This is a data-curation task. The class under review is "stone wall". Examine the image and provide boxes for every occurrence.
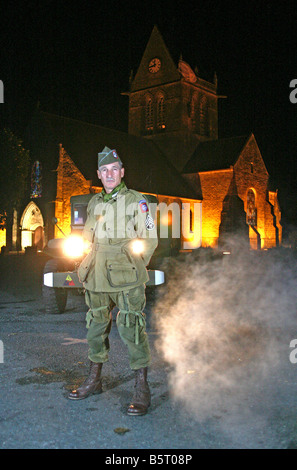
[197,135,282,249]
[199,169,234,247]
[55,144,92,237]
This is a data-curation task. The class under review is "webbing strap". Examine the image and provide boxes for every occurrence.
[86,306,109,328]
[120,310,145,345]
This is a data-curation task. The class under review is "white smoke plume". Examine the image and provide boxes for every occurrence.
[153,238,297,421]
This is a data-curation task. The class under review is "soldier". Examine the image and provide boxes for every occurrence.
[68,146,158,416]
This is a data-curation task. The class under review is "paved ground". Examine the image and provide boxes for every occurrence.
[0,251,297,451]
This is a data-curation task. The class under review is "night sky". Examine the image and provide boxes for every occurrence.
[1,0,296,227]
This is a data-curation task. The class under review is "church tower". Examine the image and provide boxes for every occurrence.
[127,26,219,171]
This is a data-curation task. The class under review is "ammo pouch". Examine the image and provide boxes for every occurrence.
[106,252,138,288]
[77,220,98,283]
[77,249,95,283]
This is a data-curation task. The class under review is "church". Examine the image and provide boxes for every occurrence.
[8,26,281,253]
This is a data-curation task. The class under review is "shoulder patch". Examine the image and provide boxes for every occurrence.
[139,199,149,213]
[145,214,155,230]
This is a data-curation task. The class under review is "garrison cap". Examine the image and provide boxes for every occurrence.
[98,146,122,168]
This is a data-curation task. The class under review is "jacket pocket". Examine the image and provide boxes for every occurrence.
[77,250,95,283]
[106,256,138,288]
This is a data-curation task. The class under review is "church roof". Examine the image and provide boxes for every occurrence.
[183,135,250,173]
[37,111,201,200]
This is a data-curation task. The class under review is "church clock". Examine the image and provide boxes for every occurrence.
[148,57,161,73]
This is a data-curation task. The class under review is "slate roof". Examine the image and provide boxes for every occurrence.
[38,111,201,200]
[183,135,250,173]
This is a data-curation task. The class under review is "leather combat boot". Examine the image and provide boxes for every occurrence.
[68,361,103,400]
[127,367,151,416]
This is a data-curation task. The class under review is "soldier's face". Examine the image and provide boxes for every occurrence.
[97,162,124,193]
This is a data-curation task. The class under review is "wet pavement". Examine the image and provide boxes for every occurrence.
[0,252,297,451]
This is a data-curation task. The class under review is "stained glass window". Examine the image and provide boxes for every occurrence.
[30,160,42,198]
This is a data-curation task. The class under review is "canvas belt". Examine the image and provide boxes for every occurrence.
[95,243,122,253]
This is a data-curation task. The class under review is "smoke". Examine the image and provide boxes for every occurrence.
[153,239,297,421]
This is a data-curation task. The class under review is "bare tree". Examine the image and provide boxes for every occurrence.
[0,129,30,250]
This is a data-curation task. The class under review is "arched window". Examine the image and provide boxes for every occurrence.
[246,189,257,226]
[190,208,194,233]
[190,94,196,128]
[157,95,165,129]
[199,96,207,136]
[145,96,153,131]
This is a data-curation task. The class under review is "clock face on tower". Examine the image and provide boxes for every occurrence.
[148,57,161,73]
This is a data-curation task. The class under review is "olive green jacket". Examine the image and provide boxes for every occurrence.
[78,184,158,292]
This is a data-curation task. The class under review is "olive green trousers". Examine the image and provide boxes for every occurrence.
[85,285,151,370]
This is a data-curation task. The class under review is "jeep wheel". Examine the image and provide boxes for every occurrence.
[42,259,68,314]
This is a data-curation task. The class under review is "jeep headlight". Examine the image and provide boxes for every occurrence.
[63,235,86,258]
[131,239,144,255]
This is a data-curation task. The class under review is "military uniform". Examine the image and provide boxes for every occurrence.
[78,181,158,370]
[69,146,157,415]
